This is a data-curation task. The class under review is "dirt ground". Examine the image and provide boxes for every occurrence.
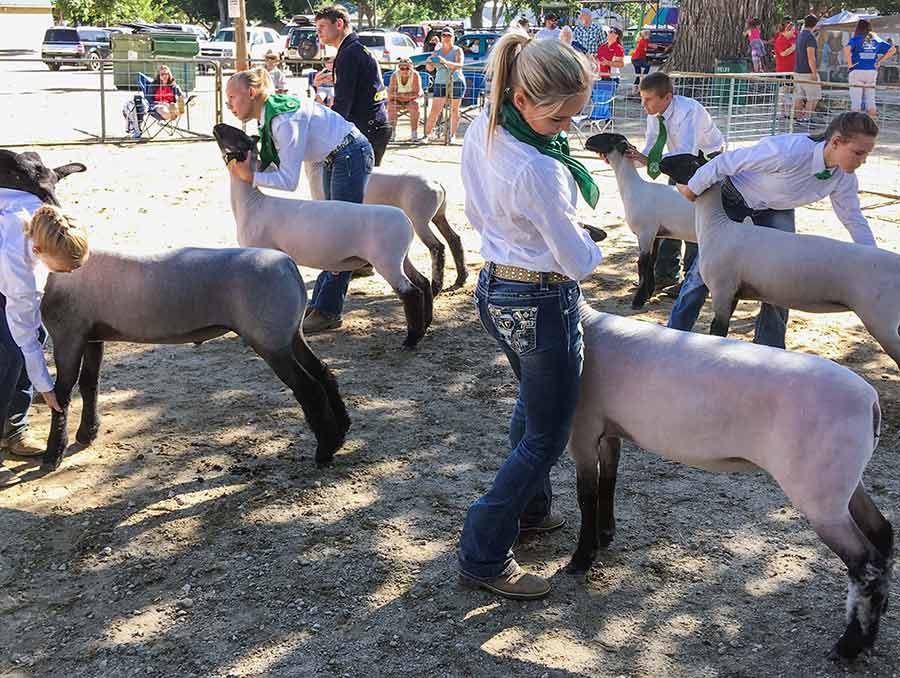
[1,137,900,678]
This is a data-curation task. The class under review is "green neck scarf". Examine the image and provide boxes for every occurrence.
[259,94,301,171]
[499,100,599,209]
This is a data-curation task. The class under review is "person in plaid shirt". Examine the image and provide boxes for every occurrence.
[572,8,604,59]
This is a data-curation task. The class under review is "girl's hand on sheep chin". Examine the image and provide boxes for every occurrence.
[676,184,698,202]
[228,156,254,183]
[624,146,647,166]
[41,390,62,412]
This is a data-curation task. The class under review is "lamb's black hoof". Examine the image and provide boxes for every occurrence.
[829,624,867,662]
[75,422,101,446]
[41,447,66,471]
[598,529,615,547]
[431,281,443,298]
[565,555,593,576]
[401,332,424,349]
[314,429,344,467]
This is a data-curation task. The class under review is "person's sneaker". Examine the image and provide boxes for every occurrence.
[1,431,44,457]
[303,310,343,334]
[411,133,419,142]
[352,263,375,278]
[662,281,683,299]
[519,512,566,534]
[459,563,551,600]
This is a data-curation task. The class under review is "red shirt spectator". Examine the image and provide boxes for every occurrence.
[632,36,648,61]
[773,27,797,72]
[596,41,625,78]
[154,84,175,105]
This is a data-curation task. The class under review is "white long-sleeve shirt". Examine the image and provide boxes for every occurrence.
[641,95,724,159]
[687,134,876,246]
[461,110,602,281]
[253,98,355,192]
[0,188,53,393]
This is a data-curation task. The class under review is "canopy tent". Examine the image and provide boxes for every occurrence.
[817,11,900,34]
[641,5,678,27]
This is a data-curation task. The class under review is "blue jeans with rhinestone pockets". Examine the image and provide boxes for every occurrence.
[458,264,584,579]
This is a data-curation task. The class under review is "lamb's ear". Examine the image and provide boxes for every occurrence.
[54,163,87,180]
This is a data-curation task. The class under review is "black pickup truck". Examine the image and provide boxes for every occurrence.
[41,26,117,71]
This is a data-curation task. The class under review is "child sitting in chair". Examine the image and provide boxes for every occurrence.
[149,65,184,120]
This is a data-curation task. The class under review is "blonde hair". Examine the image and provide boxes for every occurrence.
[25,205,89,264]
[229,67,273,98]
[486,31,592,142]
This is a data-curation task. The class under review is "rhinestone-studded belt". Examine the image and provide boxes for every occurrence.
[491,263,572,284]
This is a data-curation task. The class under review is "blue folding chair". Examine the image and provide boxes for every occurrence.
[571,79,617,145]
[382,70,394,88]
[133,72,194,139]
[460,71,486,123]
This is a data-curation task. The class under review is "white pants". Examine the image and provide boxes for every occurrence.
[849,69,877,113]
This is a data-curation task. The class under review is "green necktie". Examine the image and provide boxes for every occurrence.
[647,115,667,179]
[815,168,834,180]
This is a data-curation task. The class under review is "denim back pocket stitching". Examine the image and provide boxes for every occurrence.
[488,304,538,355]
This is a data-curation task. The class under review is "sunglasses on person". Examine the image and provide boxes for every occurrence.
[399,65,411,70]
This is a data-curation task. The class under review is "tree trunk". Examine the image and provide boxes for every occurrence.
[470,0,485,29]
[668,0,773,72]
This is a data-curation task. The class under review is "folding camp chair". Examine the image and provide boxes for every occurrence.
[132,72,196,140]
[571,79,617,145]
[460,71,487,124]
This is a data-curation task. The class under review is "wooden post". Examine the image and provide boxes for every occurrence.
[234,0,249,71]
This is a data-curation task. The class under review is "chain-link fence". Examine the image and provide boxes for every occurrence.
[0,57,224,146]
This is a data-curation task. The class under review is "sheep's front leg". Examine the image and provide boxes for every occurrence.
[43,339,86,470]
[76,341,104,446]
[567,450,601,575]
[596,436,622,547]
[709,293,738,338]
[632,235,660,310]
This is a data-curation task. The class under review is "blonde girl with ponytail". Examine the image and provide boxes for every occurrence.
[224,65,375,333]
[0,196,89,456]
[457,32,603,600]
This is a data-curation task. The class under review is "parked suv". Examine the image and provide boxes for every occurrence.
[357,31,417,63]
[199,26,284,71]
[41,26,115,71]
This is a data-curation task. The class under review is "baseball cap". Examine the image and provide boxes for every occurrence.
[440,27,453,35]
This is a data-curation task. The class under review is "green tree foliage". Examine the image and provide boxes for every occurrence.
[56,0,180,24]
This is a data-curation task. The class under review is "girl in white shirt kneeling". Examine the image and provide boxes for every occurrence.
[0,199,89,457]
[457,32,603,600]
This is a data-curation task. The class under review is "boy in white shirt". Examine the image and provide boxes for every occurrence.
[625,72,724,296]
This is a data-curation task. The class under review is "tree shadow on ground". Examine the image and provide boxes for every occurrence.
[0,266,897,677]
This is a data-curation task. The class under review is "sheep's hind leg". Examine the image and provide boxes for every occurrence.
[292,333,350,436]
[432,210,467,292]
[258,346,344,466]
[43,339,86,470]
[849,482,895,612]
[413,218,446,298]
[75,342,104,446]
[810,509,892,661]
